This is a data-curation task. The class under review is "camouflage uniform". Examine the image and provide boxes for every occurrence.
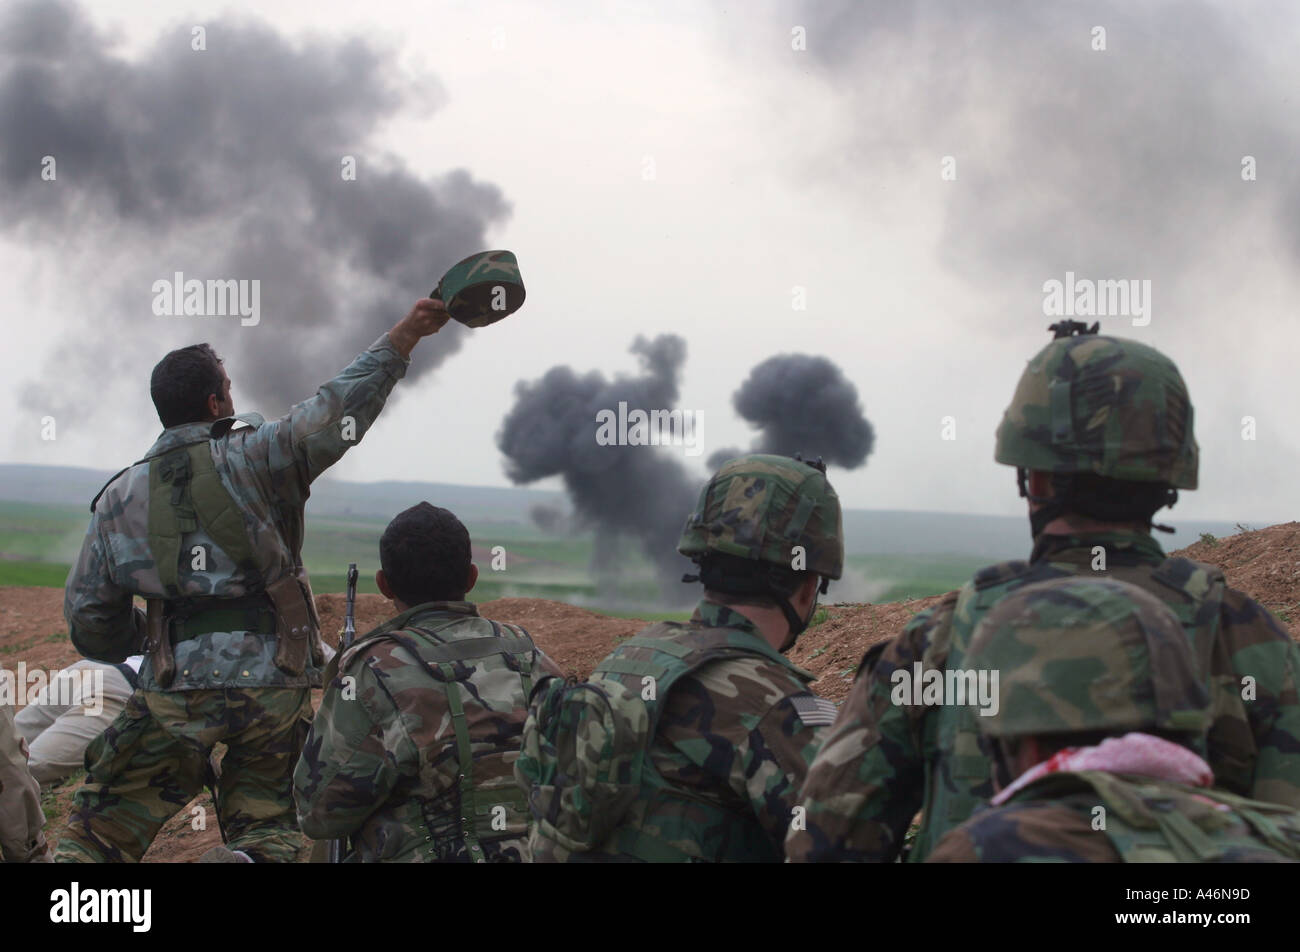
[57,333,409,863]
[294,601,563,862]
[0,702,51,862]
[926,577,1300,863]
[787,332,1300,863]
[520,455,843,862]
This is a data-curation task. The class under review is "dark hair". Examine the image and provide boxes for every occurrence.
[698,552,814,607]
[379,502,473,605]
[1051,472,1178,525]
[151,344,224,427]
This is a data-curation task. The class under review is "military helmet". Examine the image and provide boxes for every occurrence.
[994,334,1198,488]
[966,576,1210,740]
[677,454,843,579]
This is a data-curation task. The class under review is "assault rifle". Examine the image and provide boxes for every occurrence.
[326,562,359,864]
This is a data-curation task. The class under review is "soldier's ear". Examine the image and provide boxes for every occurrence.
[464,563,479,596]
[375,570,395,601]
[1026,470,1053,498]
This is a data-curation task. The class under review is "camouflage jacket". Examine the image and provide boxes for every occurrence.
[294,601,564,863]
[786,530,1300,863]
[64,333,409,691]
[531,600,837,863]
[927,770,1300,863]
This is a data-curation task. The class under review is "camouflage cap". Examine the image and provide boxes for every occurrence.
[677,454,843,579]
[994,334,1198,488]
[967,576,1210,739]
[432,250,525,328]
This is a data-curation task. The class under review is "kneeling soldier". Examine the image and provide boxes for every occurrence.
[294,502,563,862]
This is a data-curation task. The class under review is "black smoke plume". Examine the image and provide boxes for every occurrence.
[1,0,508,420]
[707,354,874,470]
[497,335,698,603]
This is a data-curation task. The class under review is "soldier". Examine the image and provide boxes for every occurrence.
[1,702,51,862]
[787,323,1300,863]
[294,502,563,862]
[16,657,140,787]
[519,454,844,862]
[56,298,450,863]
[928,577,1300,863]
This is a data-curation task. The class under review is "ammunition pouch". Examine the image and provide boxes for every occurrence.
[268,574,324,676]
[146,599,176,689]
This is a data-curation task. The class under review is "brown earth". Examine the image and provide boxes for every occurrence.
[5,521,1298,861]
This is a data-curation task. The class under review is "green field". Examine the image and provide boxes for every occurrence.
[0,500,984,615]
[846,552,987,603]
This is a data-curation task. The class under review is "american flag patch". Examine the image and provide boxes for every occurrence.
[790,694,838,727]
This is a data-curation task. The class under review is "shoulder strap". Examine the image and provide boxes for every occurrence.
[113,662,140,690]
[90,464,136,513]
[379,624,538,862]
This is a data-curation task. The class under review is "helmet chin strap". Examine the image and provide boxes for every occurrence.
[772,576,829,653]
[1017,468,1178,538]
[1017,468,1069,541]
[688,556,824,653]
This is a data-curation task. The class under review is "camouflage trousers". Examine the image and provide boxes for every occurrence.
[54,687,313,863]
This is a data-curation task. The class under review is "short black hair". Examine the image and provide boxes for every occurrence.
[379,502,473,605]
[1050,472,1177,525]
[151,344,224,428]
[697,552,814,607]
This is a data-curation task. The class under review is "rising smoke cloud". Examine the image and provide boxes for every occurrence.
[501,339,875,602]
[497,335,699,603]
[740,0,1300,331]
[707,354,874,470]
[0,0,508,421]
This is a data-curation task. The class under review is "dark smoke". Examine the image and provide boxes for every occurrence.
[501,342,875,603]
[497,335,697,603]
[728,354,874,468]
[741,1,1300,330]
[1,0,508,420]
[529,503,568,534]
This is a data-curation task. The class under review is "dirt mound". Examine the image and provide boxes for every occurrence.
[1172,522,1300,639]
[788,595,950,702]
[313,593,644,677]
[7,519,1299,861]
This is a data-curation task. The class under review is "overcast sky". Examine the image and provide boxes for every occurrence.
[2,0,1296,526]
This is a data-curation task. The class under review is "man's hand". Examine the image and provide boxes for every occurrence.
[388,298,450,358]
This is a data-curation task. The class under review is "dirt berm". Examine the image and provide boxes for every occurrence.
[5,522,1297,860]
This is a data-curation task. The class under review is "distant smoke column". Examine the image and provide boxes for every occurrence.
[731,354,875,468]
[529,503,566,533]
[496,336,698,603]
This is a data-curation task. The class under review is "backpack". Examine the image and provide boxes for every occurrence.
[516,625,808,862]
[1025,771,1300,863]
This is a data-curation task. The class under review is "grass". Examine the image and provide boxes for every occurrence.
[0,636,39,656]
[0,495,1005,618]
[846,552,986,603]
[0,561,71,587]
[1199,532,1219,546]
[41,769,85,824]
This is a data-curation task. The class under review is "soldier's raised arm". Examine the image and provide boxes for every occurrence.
[236,298,450,504]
